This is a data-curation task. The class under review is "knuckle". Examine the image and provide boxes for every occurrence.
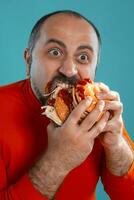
[117,120,123,129]
[120,102,123,108]
[118,102,123,111]
[97,101,105,111]
[99,82,105,87]
[47,124,52,132]
[80,98,92,108]
[96,124,104,133]
[113,91,120,100]
[99,82,109,90]
[69,112,77,123]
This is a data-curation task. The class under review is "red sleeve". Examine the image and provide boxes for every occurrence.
[0,159,49,200]
[101,127,134,200]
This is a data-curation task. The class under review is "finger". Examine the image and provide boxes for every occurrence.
[103,116,123,133]
[104,101,123,117]
[66,97,92,125]
[47,122,55,132]
[88,111,110,139]
[81,100,105,131]
[94,82,110,92]
[96,91,120,101]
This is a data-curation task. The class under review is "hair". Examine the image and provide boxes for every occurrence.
[28,10,101,58]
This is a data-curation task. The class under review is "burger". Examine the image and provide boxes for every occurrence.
[42,78,101,126]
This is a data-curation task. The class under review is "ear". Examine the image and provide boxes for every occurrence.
[24,48,32,78]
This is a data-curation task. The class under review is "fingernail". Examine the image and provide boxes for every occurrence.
[98,100,105,105]
[98,99,105,104]
[97,93,105,99]
[85,97,92,105]
[105,111,110,119]
[97,101,104,113]
[86,96,92,102]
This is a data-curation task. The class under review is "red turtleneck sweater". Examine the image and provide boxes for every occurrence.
[0,79,134,200]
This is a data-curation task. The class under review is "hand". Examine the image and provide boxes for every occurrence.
[29,91,109,199]
[46,97,109,172]
[95,82,123,148]
[95,82,134,176]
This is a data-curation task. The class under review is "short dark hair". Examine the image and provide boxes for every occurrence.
[28,10,101,56]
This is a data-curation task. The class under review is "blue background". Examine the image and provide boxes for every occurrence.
[0,0,134,199]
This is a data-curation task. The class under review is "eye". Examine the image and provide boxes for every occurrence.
[48,48,62,57]
[77,54,89,64]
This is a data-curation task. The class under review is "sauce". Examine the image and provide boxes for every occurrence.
[77,78,92,86]
[48,98,55,106]
[76,87,85,100]
[76,78,93,100]
[44,81,52,93]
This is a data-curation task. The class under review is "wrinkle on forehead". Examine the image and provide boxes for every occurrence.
[39,14,99,52]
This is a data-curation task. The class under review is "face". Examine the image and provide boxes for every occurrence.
[24,14,99,103]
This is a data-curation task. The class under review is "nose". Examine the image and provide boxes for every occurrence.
[59,57,78,77]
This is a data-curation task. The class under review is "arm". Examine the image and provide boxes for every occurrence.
[28,98,110,200]
[96,83,134,199]
[28,151,69,200]
[0,157,48,200]
[103,132,134,176]
[101,127,134,200]
[1,97,108,200]
[1,96,109,200]
[97,87,134,176]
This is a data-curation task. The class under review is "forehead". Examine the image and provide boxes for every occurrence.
[38,14,99,51]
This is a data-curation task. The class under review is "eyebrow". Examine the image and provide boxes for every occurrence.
[45,38,94,53]
[45,38,66,49]
[77,45,94,53]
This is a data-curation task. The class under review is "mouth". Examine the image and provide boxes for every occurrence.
[45,74,78,94]
[52,77,76,88]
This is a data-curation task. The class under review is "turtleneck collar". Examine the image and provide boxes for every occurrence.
[24,78,45,116]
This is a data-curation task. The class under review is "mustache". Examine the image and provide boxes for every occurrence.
[51,74,78,90]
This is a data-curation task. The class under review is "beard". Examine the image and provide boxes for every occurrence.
[30,73,78,106]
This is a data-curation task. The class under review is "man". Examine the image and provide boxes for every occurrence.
[0,10,134,200]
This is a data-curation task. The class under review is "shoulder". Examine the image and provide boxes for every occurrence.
[0,79,26,93]
[0,79,27,141]
[0,79,28,118]
[0,79,27,102]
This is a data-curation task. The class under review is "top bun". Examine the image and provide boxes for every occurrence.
[73,78,100,111]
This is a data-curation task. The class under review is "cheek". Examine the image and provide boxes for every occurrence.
[30,58,60,93]
[30,65,46,93]
[78,66,96,81]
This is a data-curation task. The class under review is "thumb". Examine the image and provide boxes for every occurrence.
[47,122,55,133]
